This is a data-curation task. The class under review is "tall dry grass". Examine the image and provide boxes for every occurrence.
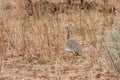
[0,0,119,79]
[97,10,120,75]
[0,0,115,62]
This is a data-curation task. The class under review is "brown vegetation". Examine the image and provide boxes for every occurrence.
[0,0,120,80]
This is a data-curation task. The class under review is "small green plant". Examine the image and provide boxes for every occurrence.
[97,28,120,74]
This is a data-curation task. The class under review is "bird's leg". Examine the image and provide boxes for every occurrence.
[71,52,77,64]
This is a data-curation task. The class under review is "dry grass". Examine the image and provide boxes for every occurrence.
[0,0,120,80]
[96,10,120,75]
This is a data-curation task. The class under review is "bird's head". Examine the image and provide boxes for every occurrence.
[64,25,70,31]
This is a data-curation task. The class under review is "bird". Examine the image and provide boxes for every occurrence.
[64,25,82,56]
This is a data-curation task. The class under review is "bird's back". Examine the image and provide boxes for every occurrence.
[64,39,82,56]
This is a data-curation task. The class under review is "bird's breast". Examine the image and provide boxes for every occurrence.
[64,46,72,52]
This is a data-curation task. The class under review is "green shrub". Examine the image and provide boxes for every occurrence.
[97,28,120,74]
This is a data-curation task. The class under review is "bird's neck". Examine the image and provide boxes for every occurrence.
[67,30,70,39]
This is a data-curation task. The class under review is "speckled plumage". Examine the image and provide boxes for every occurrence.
[64,26,82,56]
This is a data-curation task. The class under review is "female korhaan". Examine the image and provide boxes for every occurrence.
[64,26,82,56]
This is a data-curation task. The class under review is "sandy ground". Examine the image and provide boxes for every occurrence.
[1,46,119,80]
